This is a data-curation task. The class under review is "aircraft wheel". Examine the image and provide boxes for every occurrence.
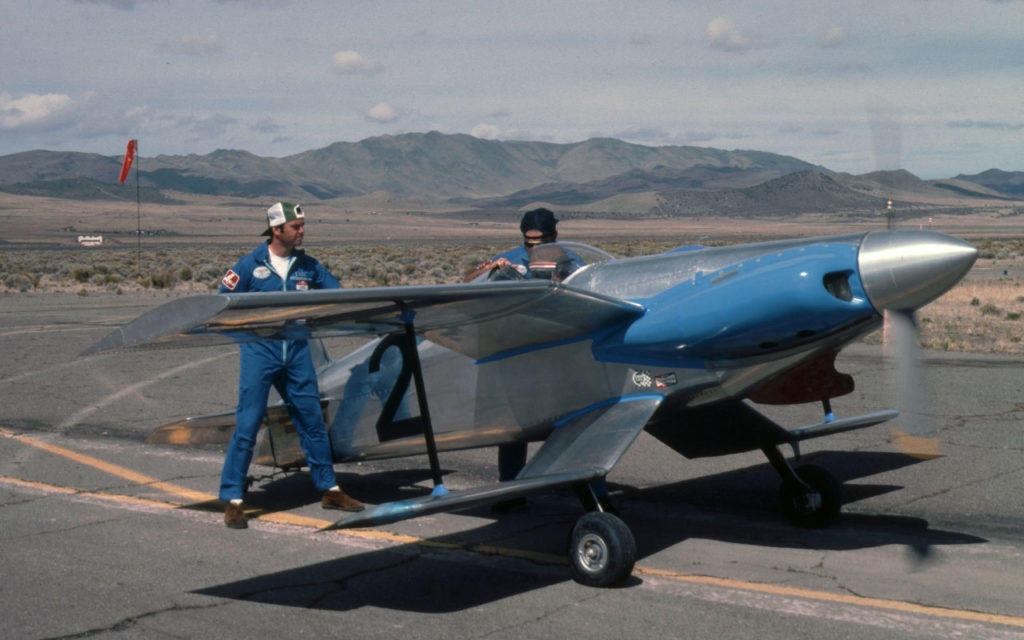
[568,512,636,587]
[779,464,841,529]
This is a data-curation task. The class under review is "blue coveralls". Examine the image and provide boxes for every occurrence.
[218,242,340,501]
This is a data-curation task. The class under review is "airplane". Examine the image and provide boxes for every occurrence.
[88,228,977,587]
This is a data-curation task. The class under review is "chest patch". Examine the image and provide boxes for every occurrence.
[295,280,309,291]
[253,266,271,279]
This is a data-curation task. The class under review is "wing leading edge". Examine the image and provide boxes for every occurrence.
[85,280,645,360]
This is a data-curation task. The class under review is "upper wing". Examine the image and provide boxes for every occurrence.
[85,280,645,361]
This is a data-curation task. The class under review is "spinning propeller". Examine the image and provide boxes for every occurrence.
[858,230,977,458]
[861,100,969,457]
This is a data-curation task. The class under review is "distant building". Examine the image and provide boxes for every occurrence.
[78,235,102,246]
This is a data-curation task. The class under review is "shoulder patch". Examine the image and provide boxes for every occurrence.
[222,269,240,290]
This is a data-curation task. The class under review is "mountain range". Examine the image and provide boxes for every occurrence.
[0,132,1020,215]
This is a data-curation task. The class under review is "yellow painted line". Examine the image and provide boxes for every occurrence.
[0,426,213,503]
[4,426,1024,630]
[0,476,183,511]
[634,565,1024,629]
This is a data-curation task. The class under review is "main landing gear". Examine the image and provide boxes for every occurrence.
[763,444,842,528]
[562,443,844,587]
[567,481,636,587]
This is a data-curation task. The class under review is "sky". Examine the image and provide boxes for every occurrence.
[2,0,1022,179]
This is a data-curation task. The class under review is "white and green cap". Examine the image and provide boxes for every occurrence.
[262,202,304,236]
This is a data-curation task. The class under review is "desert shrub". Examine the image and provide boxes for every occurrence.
[5,273,33,291]
[970,297,980,306]
[149,270,178,289]
[179,266,193,281]
[200,267,223,281]
[1007,312,1021,321]
[70,265,92,282]
[979,303,1001,316]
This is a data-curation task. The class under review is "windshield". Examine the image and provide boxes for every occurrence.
[482,241,614,283]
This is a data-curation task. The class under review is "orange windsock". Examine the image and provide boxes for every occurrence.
[118,139,137,183]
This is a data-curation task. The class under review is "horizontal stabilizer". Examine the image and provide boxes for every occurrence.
[328,395,663,530]
[85,280,644,361]
[519,395,663,479]
[325,471,598,530]
[146,411,236,445]
[783,409,899,443]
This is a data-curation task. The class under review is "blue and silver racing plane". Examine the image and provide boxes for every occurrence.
[90,229,977,586]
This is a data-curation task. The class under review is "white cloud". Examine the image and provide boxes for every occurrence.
[156,34,224,56]
[0,92,76,131]
[366,103,398,123]
[470,124,502,139]
[706,17,776,53]
[331,50,382,75]
[816,27,846,49]
[468,124,541,141]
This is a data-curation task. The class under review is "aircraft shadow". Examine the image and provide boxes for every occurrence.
[195,449,986,613]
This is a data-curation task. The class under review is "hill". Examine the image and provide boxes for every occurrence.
[651,170,886,217]
[0,134,1018,217]
[955,169,1024,197]
[0,132,823,202]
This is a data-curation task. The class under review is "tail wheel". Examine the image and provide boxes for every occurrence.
[568,512,636,587]
[779,464,841,528]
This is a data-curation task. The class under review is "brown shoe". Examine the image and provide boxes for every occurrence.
[322,489,364,512]
[224,501,247,529]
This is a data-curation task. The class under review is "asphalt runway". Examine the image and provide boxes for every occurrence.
[1,292,1022,639]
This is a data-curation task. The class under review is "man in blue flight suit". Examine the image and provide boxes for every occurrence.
[218,202,363,529]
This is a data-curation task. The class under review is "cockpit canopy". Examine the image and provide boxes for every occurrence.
[485,242,614,283]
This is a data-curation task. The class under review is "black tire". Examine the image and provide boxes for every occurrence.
[779,464,841,529]
[567,512,636,587]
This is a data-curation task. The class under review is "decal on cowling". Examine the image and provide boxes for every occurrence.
[632,370,653,389]
[654,372,677,389]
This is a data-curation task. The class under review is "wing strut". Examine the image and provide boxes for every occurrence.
[400,307,448,496]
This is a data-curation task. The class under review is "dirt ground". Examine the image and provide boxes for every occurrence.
[2,191,1022,354]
